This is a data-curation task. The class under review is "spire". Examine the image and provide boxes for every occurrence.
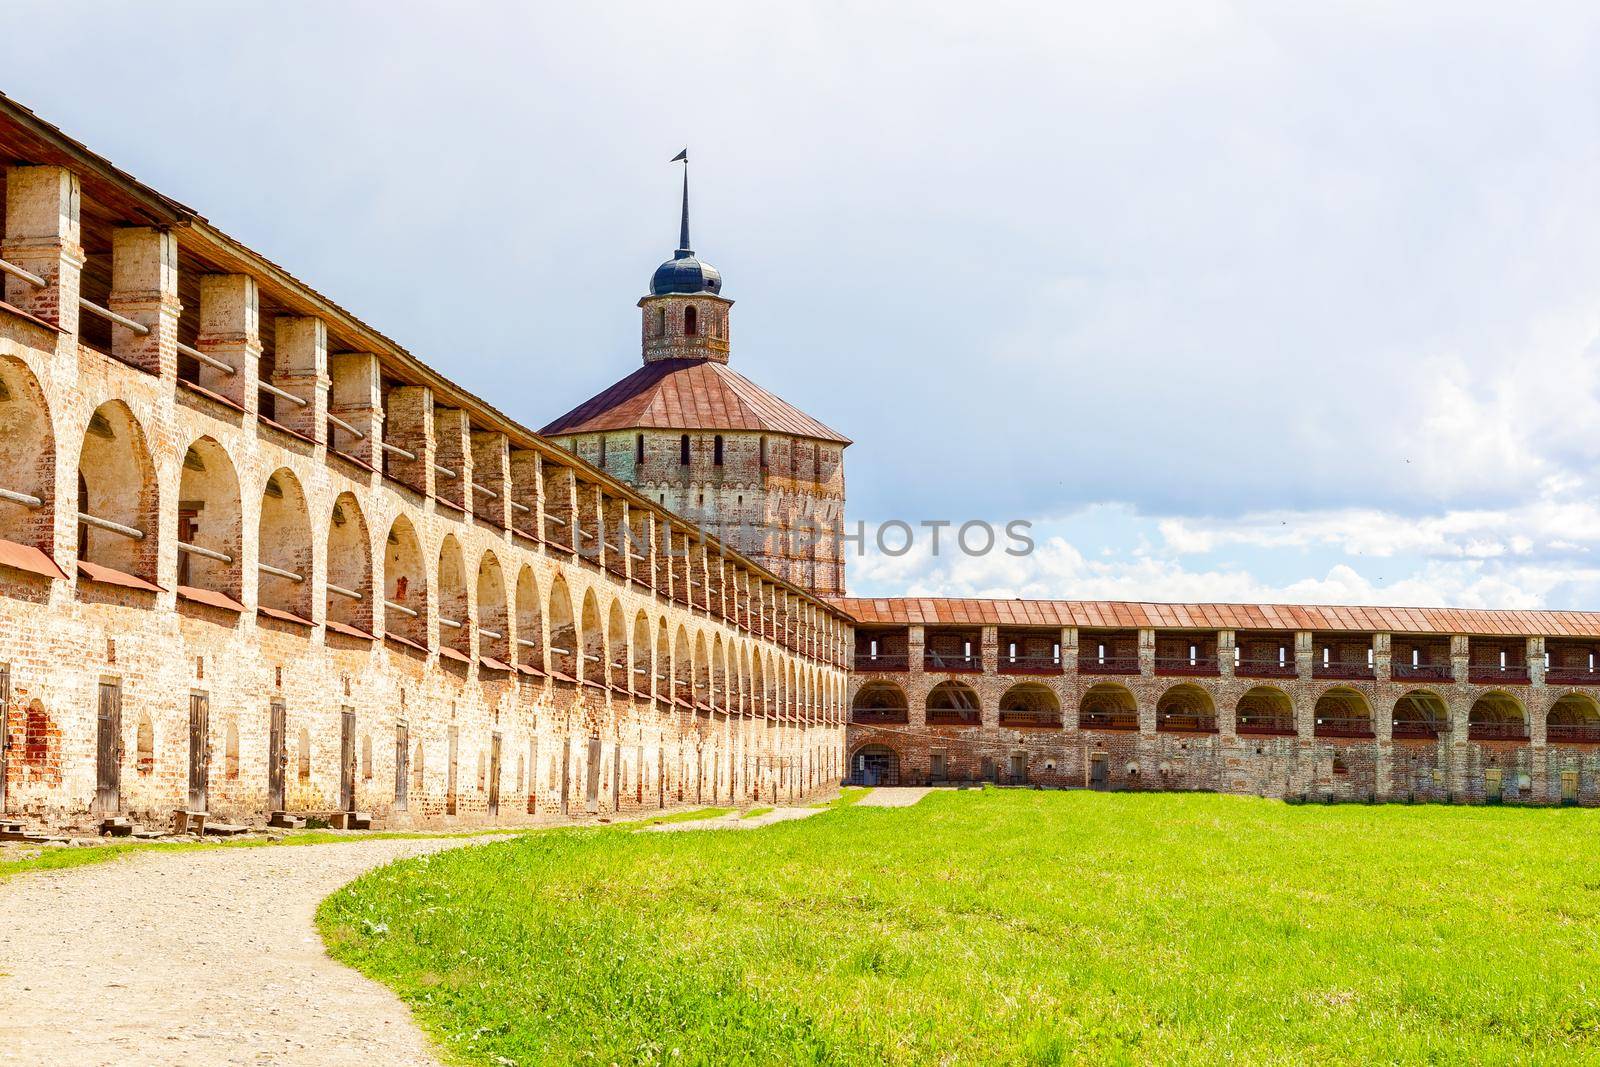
[672,148,691,254]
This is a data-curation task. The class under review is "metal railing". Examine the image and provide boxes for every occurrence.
[997,653,1062,674]
[1078,655,1140,675]
[1468,665,1530,685]
[1078,711,1138,730]
[1235,659,1296,678]
[1314,716,1375,738]
[1236,717,1297,736]
[1154,655,1220,676]
[1467,720,1529,741]
[923,651,981,672]
[1157,713,1218,733]
[853,652,909,672]
[1392,661,1453,681]
[1311,660,1375,680]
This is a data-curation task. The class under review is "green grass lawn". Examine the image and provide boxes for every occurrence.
[318,790,1600,1065]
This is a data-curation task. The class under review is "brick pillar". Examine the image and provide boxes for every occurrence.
[384,385,434,496]
[328,352,383,469]
[508,448,541,539]
[1527,636,1547,799]
[433,407,471,512]
[2,166,83,336]
[109,228,180,383]
[272,316,328,442]
[197,274,260,413]
[471,430,510,528]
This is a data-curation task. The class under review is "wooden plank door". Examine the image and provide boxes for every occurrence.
[95,680,122,814]
[267,701,286,812]
[446,726,458,815]
[394,722,409,811]
[339,709,356,812]
[585,737,601,814]
[0,663,11,812]
[187,692,209,810]
[487,732,502,816]
[559,738,570,815]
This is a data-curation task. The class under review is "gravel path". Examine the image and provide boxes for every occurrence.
[857,786,934,807]
[640,805,825,832]
[0,835,503,1066]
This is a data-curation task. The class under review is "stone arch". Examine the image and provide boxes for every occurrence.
[579,589,604,685]
[1548,692,1600,744]
[999,682,1060,727]
[412,738,426,790]
[752,650,767,717]
[693,631,711,708]
[382,515,428,647]
[712,635,727,711]
[1469,690,1528,741]
[673,625,693,706]
[436,535,469,657]
[1313,686,1373,738]
[926,679,980,725]
[1393,689,1449,739]
[851,680,908,724]
[547,573,576,680]
[1236,685,1296,736]
[1156,683,1216,733]
[655,618,671,701]
[257,468,312,620]
[175,436,243,601]
[0,356,55,553]
[475,550,509,665]
[1075,681,1139,729]
[514,566,543,673]
[325,492,373,634]
[76,400,159,581]
[607,600,629,690]
[632,611,651,696]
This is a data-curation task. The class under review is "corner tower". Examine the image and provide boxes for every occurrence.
[541,152,850,596]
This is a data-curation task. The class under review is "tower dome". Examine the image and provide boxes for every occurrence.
[650,249,721,296]
[648,148,722,296]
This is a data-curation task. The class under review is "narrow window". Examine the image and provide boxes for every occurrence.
[654,307,666,336]
[1412,648,1419,666]
[685,305,698,335]
[713,435,724,466]
[1366,647,1374,667]
[598,436,607,469]
[1188,643,1197,665]
[1322,646,1330,666]
[680,434,690,466]
[635,433,645,462]
[759,437,768,469]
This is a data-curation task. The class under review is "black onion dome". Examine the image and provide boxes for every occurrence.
[650,249,722,296]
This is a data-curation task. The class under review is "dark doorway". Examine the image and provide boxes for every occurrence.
[339,708,356,812]
[446,725,459,815]
[585,737,602,814]
[95,679,122,814]
[851,745,898,786]
[488,732,502,816]
[560,739,570,816]
[268,701,286,811]
[187,692,209,810]
[394,722,409,811]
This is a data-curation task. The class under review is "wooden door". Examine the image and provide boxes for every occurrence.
[267,701,286,812]
[394,722,409,811]
[559,738,571,815]
[339,709,356,812]
[187,692,208,810]
[95,680,122,814]
[585,737,601,814]
[446,725,459,815]
[487,732,502,816]
[0,663,9,811]
[1090,752,1109,788]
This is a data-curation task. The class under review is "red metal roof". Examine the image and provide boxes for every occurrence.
[829,597,1600,638]
[77,559,161,593]
[0,539,67,581]
[541,359,850,444]
[177,585,245,613]
[324,619,374,641]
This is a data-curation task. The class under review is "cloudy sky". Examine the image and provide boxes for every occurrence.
[12,2,1600,608]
